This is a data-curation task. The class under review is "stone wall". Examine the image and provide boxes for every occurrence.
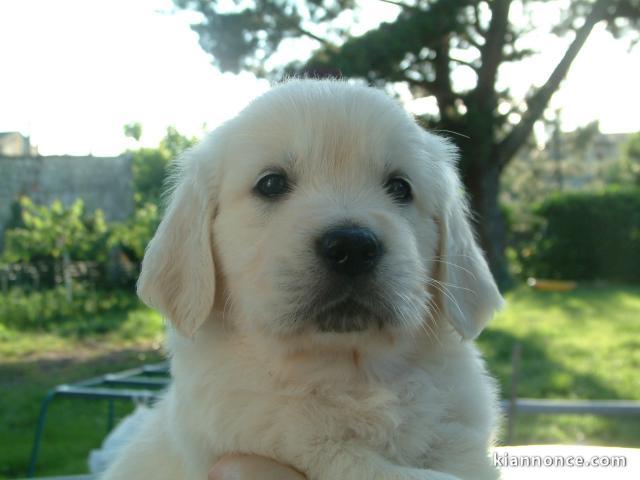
[0,154,134,249]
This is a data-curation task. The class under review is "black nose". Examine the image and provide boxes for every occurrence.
[317,226,383,276]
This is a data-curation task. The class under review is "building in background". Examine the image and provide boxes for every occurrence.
[0,131,38,157]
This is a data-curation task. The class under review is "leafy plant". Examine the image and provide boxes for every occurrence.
[2,198,110,265]
[131,126,198,207]
[0,285,139,333]
[109,202,160,263]
[517,188,640,282]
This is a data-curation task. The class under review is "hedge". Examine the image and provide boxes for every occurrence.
[519,188,640,282]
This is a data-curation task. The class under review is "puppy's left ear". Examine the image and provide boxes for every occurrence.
[430,139,504,340]
[137,133,223,337]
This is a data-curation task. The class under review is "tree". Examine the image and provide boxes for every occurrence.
[124,122,143,142]
[173,0,640,284]
[128,126,199,206]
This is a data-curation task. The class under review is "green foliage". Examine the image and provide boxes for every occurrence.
[0,285,139,334]
[174,0,356,74]
[123,122,143,142]
[1,198,159,289]
[619,131,640,185]
[160,125,198,160]
[131,126,197,206]
[517,188,640,282]
[131,147,171,207]
[109,202,160,262]
[2,198,109,264]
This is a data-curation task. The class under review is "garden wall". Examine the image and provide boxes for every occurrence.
[0,155,134,249]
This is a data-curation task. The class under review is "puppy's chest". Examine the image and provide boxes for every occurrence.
[318,377,447,459]
[212,369,452,466]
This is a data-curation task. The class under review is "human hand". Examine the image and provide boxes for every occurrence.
[209,453,307,480]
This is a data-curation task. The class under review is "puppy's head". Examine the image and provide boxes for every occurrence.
[137,80,503,352]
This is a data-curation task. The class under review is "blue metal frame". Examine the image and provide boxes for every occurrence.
[27,362,170,477]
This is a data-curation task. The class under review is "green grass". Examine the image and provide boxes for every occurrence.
[1,285,639,478]
[0,348,163,479]
[0,292,164,479]
[477,284,640,447]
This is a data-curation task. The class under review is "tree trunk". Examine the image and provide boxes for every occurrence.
[454,0,608,288]
[461,159,509,288]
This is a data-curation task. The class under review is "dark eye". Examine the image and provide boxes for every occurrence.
[255,173,291,199]
[385,177,412,203]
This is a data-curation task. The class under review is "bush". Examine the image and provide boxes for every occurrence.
[1,197,160,289]
[108,202,160,263]
[2,197,110,264]
[518,188,640,282]
[0,285,139,333]
[105,202,160,288]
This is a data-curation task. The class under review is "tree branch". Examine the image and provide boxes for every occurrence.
[376,0,422,13]
[401,73,433,94]
[304,0,475,81]
[291,23,332,47]
[275,6,333,47]
[450,54,480,71]
[475,0,512,100]
[461,27,484,50]
[400,70,457,102]
[433,34,456,118]
[496,0,609,169]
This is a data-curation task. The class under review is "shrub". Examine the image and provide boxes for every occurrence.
[106,202,160,287]
[1,198,111,287]
[108,202,159,263]
[0,285,139,333]
[1,197,160,289]
[518,188,640,282]
[2,197,110,264]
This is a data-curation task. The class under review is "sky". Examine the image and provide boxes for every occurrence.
[0,0,638,156]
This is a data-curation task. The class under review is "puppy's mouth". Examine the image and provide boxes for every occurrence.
[280,269,422,335]
[308,290,391,333]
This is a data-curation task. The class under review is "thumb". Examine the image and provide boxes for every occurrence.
[209,454,306,480]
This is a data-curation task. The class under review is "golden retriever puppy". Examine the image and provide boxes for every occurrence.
[100,79,503,480]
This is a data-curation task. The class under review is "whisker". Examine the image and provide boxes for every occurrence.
[430,278,478,297]
[431,129,471,139]
[429,257,477,280]
[428,280,466,321]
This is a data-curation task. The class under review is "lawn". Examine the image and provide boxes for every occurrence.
[0,291,164,479]
[477,284,640,447]
[0,284,639,478]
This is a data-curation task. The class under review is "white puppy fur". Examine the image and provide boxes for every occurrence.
[101,80,504,480]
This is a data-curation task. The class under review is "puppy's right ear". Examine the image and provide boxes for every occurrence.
[137,134,223,337]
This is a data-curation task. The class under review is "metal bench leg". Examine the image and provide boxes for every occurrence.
[27,390,57,478]
[107,399,115,432]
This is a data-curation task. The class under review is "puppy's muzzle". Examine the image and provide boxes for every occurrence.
[316,226,383,277]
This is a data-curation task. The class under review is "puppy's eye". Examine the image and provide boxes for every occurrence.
[255,173,291,199]
[385,177,412,204]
